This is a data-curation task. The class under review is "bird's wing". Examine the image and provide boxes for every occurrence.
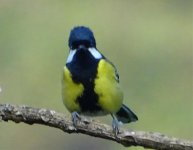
[104,59,120,82]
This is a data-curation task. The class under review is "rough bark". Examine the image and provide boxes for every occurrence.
[0,104,192,150]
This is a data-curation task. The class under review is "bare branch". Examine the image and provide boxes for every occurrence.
[0,104,192,150]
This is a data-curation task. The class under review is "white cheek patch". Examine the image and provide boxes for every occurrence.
[88,48,102,59]
[66,49,76,63]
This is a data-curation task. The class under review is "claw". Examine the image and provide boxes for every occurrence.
[111,114,120,137]
[71,111,81,126]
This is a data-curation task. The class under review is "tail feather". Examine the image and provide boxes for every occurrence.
[115,104,138,123]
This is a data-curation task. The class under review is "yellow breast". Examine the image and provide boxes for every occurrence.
[94,59,123,113]
[62,66,83,112]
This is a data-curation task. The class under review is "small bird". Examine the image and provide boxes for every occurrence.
[62,26,138,135]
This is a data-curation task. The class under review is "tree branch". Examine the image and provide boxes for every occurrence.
[0,104,192,150]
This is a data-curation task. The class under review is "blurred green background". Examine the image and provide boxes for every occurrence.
[0,0,192,150]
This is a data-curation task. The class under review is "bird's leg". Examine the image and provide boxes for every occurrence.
[111,114,120,137]
[71,111,81,126]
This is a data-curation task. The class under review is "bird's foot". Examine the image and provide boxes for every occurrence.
[111,114,120,138]
[71,111,81,127]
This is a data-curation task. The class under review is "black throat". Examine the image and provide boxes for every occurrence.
[66,49,102,113]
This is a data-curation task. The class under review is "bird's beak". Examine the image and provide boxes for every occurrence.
[77,44,87,51]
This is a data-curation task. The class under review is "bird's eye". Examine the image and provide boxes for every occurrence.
[71,42,79,49]
[83,41,90,48]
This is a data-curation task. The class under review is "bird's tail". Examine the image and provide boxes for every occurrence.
[115,104,138,123]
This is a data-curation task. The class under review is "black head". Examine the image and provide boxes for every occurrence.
[68,26,96,49]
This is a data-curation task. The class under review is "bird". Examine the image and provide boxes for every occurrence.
[62,26,138,135]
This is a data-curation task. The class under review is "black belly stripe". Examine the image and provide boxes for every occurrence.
[77,82,101,113]
[66,52,102,113]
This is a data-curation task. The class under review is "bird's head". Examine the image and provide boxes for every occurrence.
[68,26,96,50]
[66,26,102,64]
